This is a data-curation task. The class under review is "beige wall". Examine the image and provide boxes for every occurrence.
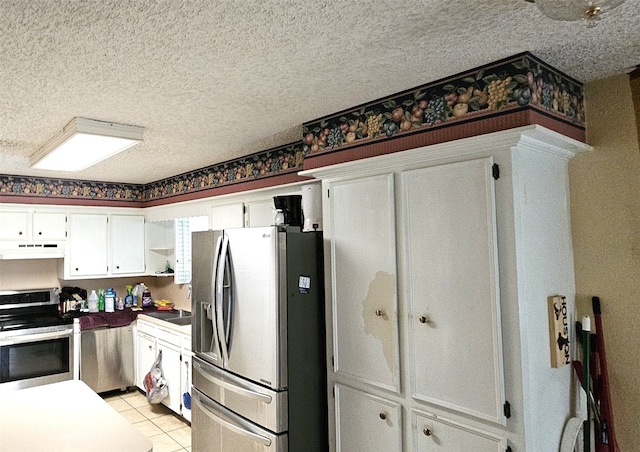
[0,259,191,312]
[569,74,640,449]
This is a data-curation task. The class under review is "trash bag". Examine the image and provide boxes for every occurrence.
[143,349,169,404]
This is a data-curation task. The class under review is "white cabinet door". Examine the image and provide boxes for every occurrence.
[335,384,401,452]
[110,215,145,274]
[136,332,156,391]
[402,158,505,424]
[181,350,193,422]
[68,214,108,277]
[211,203,244,230]
[32,212,66,241]
[329,175,400,392]
[245,199,274,227]
[157,339,182,414]
[0,211,28,240]
[412,410,505,451]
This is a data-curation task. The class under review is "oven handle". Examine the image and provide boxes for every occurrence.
[0,328,73,346]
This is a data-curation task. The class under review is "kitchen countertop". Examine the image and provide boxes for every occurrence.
[137,312,192,335]
[0,380,152,452]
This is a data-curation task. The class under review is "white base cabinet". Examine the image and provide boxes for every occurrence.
[302,125,591,452]
[135,318,192,421]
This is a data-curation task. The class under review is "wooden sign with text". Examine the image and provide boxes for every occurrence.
[548,295,570,368]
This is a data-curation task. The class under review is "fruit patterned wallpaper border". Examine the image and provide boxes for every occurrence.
[0,53,584,206]
[302,52,585,158]
[0,141,304,205]
[142,141,303,201]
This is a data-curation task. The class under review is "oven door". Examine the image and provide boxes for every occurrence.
[0,326,74,392]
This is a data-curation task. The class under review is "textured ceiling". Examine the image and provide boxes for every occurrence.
[0,0,638,184]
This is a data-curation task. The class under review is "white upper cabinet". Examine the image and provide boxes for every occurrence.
[32,212,66,241]
[110,215,145,274]
[245,199,275,227]
[211,203,244,230]
[62,212,145,279]
[0,211,28,240]
[0,210,65,241]
[329,174,400,393]
[402,158,505,424]
[67,214,108,277]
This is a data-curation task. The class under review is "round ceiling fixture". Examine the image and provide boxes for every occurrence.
[526,0,626,26]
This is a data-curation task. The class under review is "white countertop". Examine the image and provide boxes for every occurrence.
[0,380,152,452]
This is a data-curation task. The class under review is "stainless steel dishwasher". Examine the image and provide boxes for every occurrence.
[80,325,134,393]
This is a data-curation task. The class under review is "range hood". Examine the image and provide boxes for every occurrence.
[0,242,65,260]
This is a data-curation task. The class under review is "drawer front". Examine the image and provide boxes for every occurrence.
[156,326,179,345]
[193,388,287,452]
[136,320,156,336]
[193,356,287,433]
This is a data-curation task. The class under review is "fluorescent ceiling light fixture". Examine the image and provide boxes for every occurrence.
[30,117,145,171]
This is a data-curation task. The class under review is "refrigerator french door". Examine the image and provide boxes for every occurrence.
[192,226,327,452]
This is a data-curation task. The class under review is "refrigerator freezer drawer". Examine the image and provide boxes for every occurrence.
[193,388,287,452]
[193,356,287,433]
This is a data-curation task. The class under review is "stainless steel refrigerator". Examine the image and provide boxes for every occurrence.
[191,226,327,452]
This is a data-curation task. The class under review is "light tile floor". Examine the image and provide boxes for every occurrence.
[102,390,191,452]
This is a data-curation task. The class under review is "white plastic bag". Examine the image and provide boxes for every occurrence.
[143,349,169,404]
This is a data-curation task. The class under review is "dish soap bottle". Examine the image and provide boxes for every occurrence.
[105,288,115,313]
[98,288,105,312]
[88,290,99,313]
[125,285,133,308]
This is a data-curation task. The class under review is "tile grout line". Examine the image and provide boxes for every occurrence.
[103,391,191,452]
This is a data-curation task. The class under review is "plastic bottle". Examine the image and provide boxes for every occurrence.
[125,285,133,308]
[142,287,153,307]
[88,290,99,313]
[98,288,105,312]
[105,288,115,313]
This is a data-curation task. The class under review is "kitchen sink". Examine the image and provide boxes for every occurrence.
[143,310,191,325]
[166,316,191,326]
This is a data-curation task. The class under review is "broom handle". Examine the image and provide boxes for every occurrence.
[592,297,619,451]
[582,316,591,452]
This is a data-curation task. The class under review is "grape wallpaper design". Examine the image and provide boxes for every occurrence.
[0,141,303,204]
[0,53,583,205]
[302,52,584,157]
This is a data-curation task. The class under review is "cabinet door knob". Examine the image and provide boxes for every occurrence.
[423,428,432,436]
[379,412,387,420]
[419,315,430,324]
[18,231,23,235]
[38,231,42,235]
[375,309,384,317]
[148,345,153,351]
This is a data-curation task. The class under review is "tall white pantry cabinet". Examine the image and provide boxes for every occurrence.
[301,125,591,452]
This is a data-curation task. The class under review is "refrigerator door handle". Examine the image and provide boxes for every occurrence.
[193,392,272,447]
[193,361,273,404]
[208,235,224,356]
[216,235,230,364]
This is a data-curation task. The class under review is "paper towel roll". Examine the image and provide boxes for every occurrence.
[301,184,322,231]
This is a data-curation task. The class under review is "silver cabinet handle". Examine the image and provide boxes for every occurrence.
[193,393,271,447]
[419,315,431,324]
[193,361,272,404]
[379,412,387,420]
[375,309,384,317]
[423,427,432,436]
